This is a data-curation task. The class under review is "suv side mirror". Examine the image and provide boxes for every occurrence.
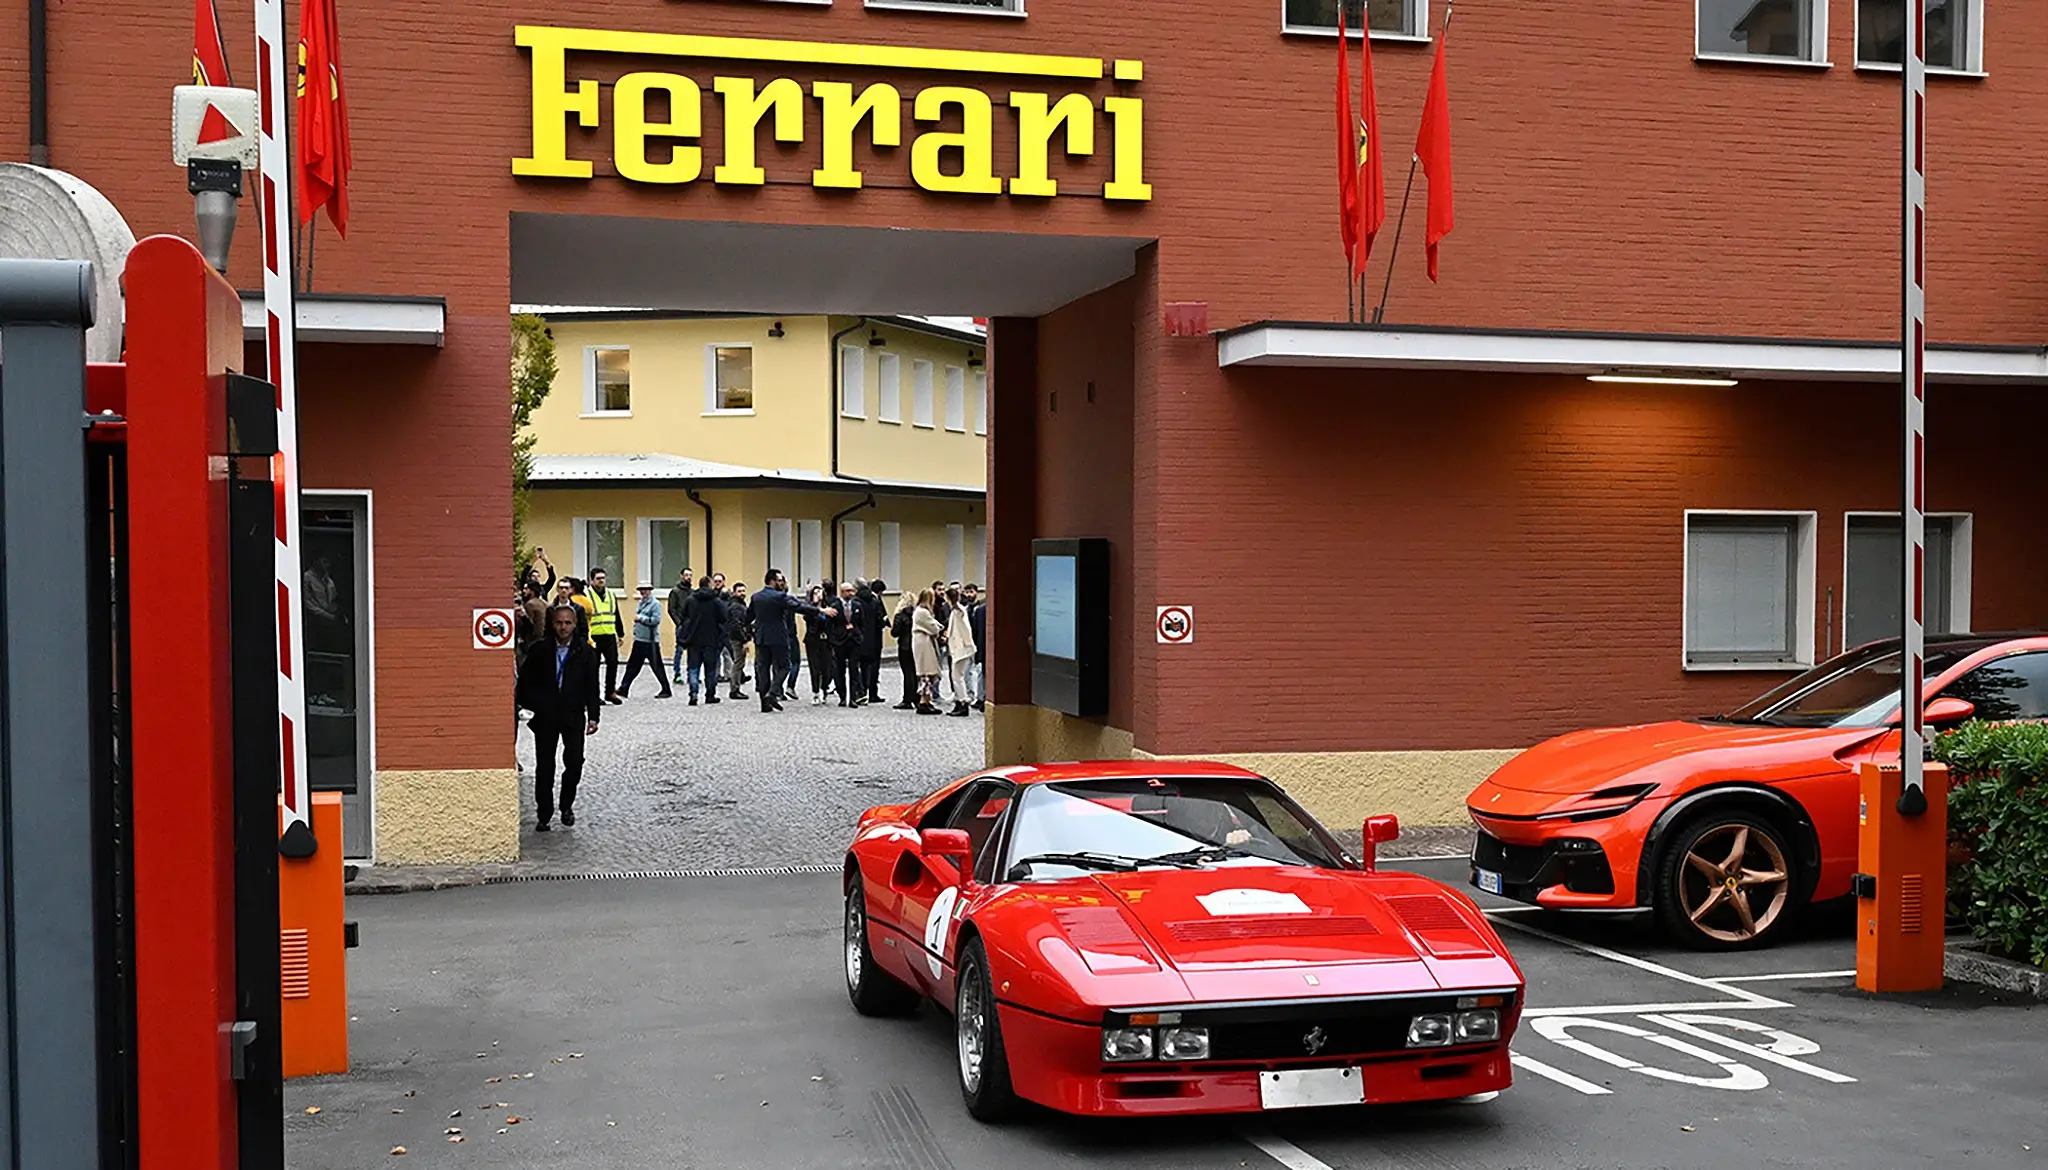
[1360,814,1401,871]
[920,828,973,878]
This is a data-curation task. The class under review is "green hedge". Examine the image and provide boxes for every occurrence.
[1932,721,2048,969]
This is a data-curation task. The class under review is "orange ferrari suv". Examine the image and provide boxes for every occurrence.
[1466,632,2048,949]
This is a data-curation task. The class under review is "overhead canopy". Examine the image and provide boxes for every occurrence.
[529,452,981,500]
[238,292,446,346]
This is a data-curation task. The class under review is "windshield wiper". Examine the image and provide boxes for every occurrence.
[1007,851,1148,875]
[1145,844,1265,867]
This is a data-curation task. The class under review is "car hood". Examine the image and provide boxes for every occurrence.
[1478,720,1877,798]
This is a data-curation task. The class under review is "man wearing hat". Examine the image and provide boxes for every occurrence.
[616,580,675,699]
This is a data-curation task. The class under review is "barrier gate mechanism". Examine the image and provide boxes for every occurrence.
[0,237,349,1170]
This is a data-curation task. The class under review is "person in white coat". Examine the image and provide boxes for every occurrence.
[911,588,945,715]
[943,585,976,717]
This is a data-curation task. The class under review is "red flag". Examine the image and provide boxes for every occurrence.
[296,0,352,236]
[1355,14,1387,275]
[193,0,230,86]
[1335,4,1359,277]
[1414,35,1454,282]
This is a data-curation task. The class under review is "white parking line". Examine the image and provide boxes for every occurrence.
[1523,1000,1785,1018]
[1512,1051,1612,1095]
[1703,970,1857,984]
[1487,915,1789,1009]
[1641,1014,1857,1084]
[1242,1130,1336,1170]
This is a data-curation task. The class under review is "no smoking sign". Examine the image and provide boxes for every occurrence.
[473,607,516,650]
[1156,605,1194,645]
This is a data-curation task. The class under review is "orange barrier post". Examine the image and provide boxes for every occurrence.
[279,793,349,1075]
[1854,762,1948,993]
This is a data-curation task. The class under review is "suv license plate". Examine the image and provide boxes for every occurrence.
[1259,1067,1364,1110]
[1476,868,1504,895]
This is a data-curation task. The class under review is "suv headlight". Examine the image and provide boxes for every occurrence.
[1405,1013,1454,1047]
[1158,1027,1211,1061]
[1455,1009,1500,1042]
[1102,1027,1155,1062]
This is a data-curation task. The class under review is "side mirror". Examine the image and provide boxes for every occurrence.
[1925,696,1976,725]
[920,828,973,878]
[1360,814,1401,872]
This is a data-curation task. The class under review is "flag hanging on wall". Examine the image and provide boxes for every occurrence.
[296,0,352,235]
[193,0,231,86]
[1335,3,1359,277]
[1354,8,1386,276]
[1414,34,1454,282]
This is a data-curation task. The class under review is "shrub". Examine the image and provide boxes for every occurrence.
[1932,720,2048,969]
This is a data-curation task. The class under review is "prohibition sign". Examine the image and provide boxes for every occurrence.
[473,607,516,650]
[1156,605,1194,644]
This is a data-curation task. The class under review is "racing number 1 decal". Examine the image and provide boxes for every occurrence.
[923,886,961,979]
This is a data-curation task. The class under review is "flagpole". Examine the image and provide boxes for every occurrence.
[1371,0,1453,325]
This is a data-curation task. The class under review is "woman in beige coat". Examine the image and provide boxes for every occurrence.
[943,586,976,717]
[910,588,946,714]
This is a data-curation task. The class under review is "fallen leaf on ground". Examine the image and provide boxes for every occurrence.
[388,1148,406,1157]
[475,1053,488,1059]
[607,1121,617,1127]
[447,1135,464,1144]
[810,1076,823,1082]
[449,1111,462,1119]
[485,1077,502,1084]
[497,1129,508,1136]
[404,1090,417,1098]
[568,1053,584,1059]
[444,1128,462,1136]
[551,1059,562,1064]
[304,1106,322,1115]
[1681,1126,1696,1133]
[492,1102,511,1108]
[506,1116,522,1125]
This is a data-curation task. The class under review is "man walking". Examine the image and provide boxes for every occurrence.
[857,578,886,705]
[677,574,726,704]
[586,567,626,705]
[747,570,820,712]
[515,604,601,832]
[618,582,675,699]
[666,566,694,684]
[828,579,861,706]
[724,582,753,700]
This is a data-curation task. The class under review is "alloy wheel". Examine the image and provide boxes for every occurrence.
[844,892,864,993]
[957,963,986,1094]
[1677,823,1790,944]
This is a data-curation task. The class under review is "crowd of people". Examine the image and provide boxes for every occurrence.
[510,549,988,831]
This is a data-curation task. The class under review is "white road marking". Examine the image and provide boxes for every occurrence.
[1530,1017,1768,1091]
[1642,1014,1856,1084]
[1511,1051,1612,1095]
[1241,1130,1337,1170]
[1523,1000,1786,1019]
[1703,970,1857,984]
[1488,916,1788,1009]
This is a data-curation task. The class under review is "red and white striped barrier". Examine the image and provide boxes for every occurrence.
[1899,0,1927,809]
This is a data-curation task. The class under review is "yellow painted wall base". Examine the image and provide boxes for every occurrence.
[986,703,1135,767]
[372,768,520,864]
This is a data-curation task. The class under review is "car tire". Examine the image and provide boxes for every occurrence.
[955,938,1020,1123]
[844,882,920,1017]
[1654,811,1802,951]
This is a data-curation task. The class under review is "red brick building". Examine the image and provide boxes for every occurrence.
[6,0,2044,860]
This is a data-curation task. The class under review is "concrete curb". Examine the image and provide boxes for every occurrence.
[1944,939,2048,999]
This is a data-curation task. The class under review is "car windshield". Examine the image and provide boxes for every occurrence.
[1002,777,1345,880]
[1720,640,1992,728]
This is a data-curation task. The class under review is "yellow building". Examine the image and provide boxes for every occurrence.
[522,312,988,643]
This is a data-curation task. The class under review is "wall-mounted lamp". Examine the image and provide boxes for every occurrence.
[868,331,888,347]
[967,353,984,368]
[767,321,785,338]
[1587,368,1739,387]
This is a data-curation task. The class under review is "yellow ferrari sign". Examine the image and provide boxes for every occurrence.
[514,26,1150,201]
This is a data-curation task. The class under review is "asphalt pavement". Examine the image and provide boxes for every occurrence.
[293,859,2046,1168]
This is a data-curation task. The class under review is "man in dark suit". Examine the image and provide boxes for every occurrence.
[515,604,602,831]
[856,578,887,705]
[966,584,987,711]
[747,569,821,712]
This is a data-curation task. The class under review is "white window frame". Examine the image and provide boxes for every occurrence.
[843,519,867,580]
[970,524,987,588]
[944,365,967,432]
[878,353,903,424]
[945,523,966,583]
[879,521,902,586]
[766,518,794,583]
[1852,0,1986,76]
[704,342,756,416]
[798,519,824,589]
[582,345,632,417]
[1840,511,1974,653]
[1681,510,1818,672]
[913,360,936,429]
[572,516,628,580]
[866,0,1026,18]
[1694,0,1832,69]
[972,368,987,436]
[840,345,866,419]
[637,517,693,590]
[1280,0,1430,43]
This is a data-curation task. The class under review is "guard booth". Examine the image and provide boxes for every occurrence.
[0,235,345,1169]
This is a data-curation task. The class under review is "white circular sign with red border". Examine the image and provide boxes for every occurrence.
[473,608,516,650]
[1156,605,1194,645]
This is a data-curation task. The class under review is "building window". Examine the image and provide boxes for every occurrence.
[913,360,936,429]
[1684,512,1816,669]
[972,370,987,435]
[1282,0,1425,38]
[1844,514,1967,652]
[1697,0,1826,64]
[970,524,986,587]
[584,347,631,415]
[798,518,823,588]
[640,518,691,590]
[1856,0,1980,73]
[767,518,794,583]
[867,0,1026,16]
[843,520,867,580]
[944,365,967,432]
[574,517,626,580]
[707,345,754,413]
[840,345,866,419]
[946,524,966,583]
[878,353,903,423]
[879,521,902,586]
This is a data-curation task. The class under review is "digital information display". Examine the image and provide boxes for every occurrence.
[1034,554,1078,660]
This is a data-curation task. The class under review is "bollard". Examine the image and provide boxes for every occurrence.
[1854,762,1948,993]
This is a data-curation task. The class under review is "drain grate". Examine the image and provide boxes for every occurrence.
[485,862,840,884]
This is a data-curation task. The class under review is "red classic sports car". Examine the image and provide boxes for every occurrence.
[841,761,1524,1121]
[1466,632,2048,950]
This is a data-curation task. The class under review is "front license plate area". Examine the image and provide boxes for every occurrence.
[1258,1067,1364,1110]
[1475,867,1504,895]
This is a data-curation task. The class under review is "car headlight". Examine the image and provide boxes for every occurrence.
[1405,1013,1454,1048]
[1455,1009,1500,1042]
[1158,1026,1211,1061]
[1102,1027,1155,1062]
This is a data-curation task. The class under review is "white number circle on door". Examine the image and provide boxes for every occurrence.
[923,886,961,979]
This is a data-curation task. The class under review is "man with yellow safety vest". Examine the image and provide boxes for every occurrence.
[585,567,627,705]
